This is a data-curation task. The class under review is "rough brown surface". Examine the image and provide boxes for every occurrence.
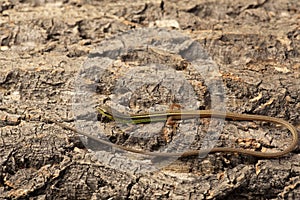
[0,0,300,199]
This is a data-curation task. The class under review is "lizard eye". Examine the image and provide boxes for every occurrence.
[103,110,110,115]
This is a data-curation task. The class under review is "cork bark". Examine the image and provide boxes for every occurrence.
[0,0,299,199]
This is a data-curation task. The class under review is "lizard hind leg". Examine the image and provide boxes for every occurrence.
[163,103,182,142]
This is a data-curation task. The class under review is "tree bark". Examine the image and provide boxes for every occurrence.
[0,0,299,199]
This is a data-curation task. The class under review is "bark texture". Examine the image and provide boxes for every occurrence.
[0,0,299,199]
